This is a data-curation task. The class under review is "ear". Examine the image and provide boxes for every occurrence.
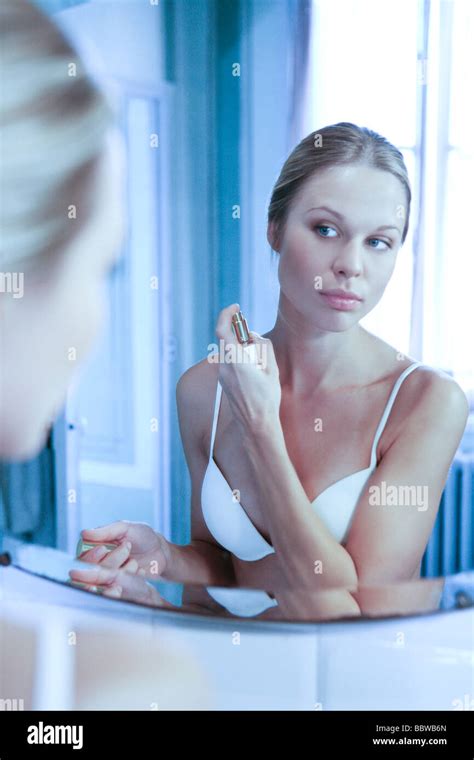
[266,220,279,252]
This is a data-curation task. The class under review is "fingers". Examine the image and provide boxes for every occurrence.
[245,330,275,372]
[98,541,132,569]
[121,558,139,574]
[69,566,123,598]
[215,305,266,347]
[248,329,262,340]
[78,540,132,569]
[81,521,129,543]
[102,584,123,599]
[70,565,119,587]
[215,303,241,342]
[78,544,113,564]
[265,340,278,375]
[215,304,277,374]
[70,566,172,608]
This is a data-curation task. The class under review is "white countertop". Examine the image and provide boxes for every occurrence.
[1,562,473,710]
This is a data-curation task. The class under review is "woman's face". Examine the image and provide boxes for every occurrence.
[0,129,127,461]
[269,163,407,334]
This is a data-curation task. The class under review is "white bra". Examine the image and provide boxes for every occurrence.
[202,361,422,617]
[201,361,422,562]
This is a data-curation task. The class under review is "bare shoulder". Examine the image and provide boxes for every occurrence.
[176,355,220,457]
[384,360,469,451]
[406,364,470,431]
[365,332,469,449]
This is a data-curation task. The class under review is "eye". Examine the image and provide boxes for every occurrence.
[314,225,338,238]
[367,238,391,251]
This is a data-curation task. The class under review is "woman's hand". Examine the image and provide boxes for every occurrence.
[68,564,173,607]
[215,303,282,438]
[77,521,170,578]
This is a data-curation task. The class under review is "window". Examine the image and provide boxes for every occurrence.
[304,0,473,395]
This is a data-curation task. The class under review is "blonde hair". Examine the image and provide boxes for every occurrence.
[0,0,116,273]
[267,122,411,253]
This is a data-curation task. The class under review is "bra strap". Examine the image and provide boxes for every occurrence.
[209,380,223,460]
[369,361,422,467]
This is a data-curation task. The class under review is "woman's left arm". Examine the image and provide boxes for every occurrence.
[344,372,469,585]
[244,372,469,592]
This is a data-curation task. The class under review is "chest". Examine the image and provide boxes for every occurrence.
[206,385,389,548]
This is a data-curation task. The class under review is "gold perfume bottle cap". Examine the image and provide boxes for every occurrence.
[231,310,250,345]
[76,537,117,557]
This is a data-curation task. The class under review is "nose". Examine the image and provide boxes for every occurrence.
[332,240,363,279]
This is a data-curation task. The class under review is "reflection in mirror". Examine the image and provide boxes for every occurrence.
[60,566,474,622]
[1,0,473,633]
[2,548,473,624]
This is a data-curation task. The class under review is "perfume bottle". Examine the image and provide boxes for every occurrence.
[76,537,118,558]
[231,310,251,346]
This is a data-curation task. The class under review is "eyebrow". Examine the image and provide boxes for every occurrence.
[305,206,402,235]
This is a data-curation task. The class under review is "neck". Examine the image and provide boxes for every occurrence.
[265,296,372,395]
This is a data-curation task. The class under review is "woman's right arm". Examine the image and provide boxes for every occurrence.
[78,361,236,589]
[161,539,235,587]
[167,362,236,587]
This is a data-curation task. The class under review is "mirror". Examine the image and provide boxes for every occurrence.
[1,0,473,634]
[2,547,473,623]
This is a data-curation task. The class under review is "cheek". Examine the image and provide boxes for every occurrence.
[278,250,305,295]
[288,226,317,264]
[71,281,106,359]
[44,272,106,397]
[278,246,326,304]
[279,231,314,279]
[41,280,106,439]
[0,268,108,460]
[367,254,397,295]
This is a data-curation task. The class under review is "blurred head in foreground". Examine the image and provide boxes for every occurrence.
[0,0,126,461]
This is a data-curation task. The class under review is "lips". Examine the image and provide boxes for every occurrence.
[318,289,363,312]
[320,288,363,301]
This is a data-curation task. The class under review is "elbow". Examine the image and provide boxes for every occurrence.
[338,545,359,587]
[320,547,359,590]
[353,559,417,587]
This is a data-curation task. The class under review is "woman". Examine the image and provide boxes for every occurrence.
[0,0,126,463]
[0,0,213,705]
[77,123,468,617]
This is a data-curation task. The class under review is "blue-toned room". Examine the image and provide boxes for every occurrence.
[0,0,473,734]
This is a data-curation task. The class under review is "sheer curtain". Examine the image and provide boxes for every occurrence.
[239,0,314,334]
[416,0,474,397]
[287,0,313,150]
